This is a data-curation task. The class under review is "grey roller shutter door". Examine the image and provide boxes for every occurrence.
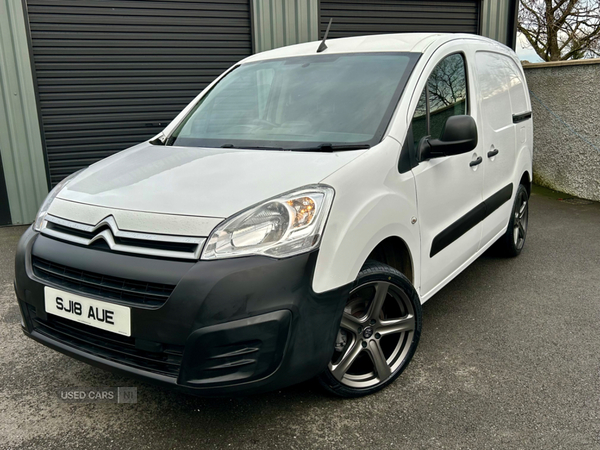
[320,0,480,38]
[25,0,252,186]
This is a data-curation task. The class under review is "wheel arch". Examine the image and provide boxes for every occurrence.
[520,170,532,197]
[364,236,414,285]
[313,217,420,295]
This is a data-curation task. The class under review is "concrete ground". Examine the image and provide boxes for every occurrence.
[0,187,599,449]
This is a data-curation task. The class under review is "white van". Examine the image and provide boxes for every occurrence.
[15,33,532,397]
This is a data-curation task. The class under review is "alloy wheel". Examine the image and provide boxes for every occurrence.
[329,281,416,389]
[513,191,528,250]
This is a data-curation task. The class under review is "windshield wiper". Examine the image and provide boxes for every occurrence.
[220,144,284,150]
[293,143,371,152]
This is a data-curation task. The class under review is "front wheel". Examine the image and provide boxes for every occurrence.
[318,261,422,398]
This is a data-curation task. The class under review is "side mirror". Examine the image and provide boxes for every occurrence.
[418,115,478,161]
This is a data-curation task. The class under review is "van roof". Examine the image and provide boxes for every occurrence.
[242,33,503,64]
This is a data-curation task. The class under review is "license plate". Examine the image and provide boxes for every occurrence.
[44,287,131,337]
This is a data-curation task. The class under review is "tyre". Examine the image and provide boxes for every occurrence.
[318,260,422,398]
[495,183,529,257]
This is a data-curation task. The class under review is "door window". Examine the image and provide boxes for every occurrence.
[410,53,468,144]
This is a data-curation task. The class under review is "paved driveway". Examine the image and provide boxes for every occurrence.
[1,187,599,449]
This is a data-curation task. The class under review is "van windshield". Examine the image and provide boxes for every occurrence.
[167,52,419,151]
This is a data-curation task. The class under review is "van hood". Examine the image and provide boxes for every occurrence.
[58,142,366,218]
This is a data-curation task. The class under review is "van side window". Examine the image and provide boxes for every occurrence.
[475,52,512,130]
[505,58,528,115]
[409,53,468,150]
[427,54,467,140]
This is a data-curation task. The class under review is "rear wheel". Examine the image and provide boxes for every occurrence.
[495,184,529,257]
[318,261,422,398]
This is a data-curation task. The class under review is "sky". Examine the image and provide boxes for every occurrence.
[515,32,544,62]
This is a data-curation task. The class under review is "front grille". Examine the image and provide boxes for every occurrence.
[41,215,206,260]
[28,305,183,377]
[32,256,175,308]
[46,221,199,255]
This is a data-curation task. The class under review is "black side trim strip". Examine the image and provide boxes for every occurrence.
[430,183,513,257]
[430,204,485,258]
[485,183,514,216]
[513,111,532,123]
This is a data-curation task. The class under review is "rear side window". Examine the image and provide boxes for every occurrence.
[475,52,512,130]
[505,59,529,114]
[411,53,468,146]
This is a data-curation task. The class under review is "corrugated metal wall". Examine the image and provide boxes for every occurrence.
[252,0,319,53]
[0,0,48,225]
[25,0,253,186]
[480,0,518,48]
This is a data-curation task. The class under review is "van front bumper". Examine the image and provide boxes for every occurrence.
[14,226,350,396]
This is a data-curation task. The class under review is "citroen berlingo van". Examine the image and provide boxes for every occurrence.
[15,33,532,397]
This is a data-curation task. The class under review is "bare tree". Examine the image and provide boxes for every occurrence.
[427,54,466,110]
[519,0,600,61]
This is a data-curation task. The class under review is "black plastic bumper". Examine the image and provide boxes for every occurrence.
[14,226,350,396]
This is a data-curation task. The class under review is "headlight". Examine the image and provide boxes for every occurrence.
[33,170,83,231]
[201,185,335,260]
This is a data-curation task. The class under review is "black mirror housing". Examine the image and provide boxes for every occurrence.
[418,115,478,161]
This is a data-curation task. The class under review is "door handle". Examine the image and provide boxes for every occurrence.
[469,156,483,167]
[487,149,499,158]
